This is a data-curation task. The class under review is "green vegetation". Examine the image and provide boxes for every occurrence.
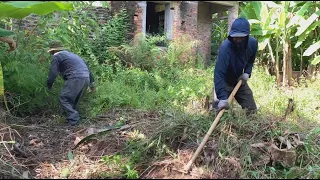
[0,1,319,179]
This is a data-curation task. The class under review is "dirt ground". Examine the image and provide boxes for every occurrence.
[1,108,244,179]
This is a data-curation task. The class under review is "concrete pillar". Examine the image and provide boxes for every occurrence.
[227,4,239,32]
[138,1,147,37]
[165,3,174,40]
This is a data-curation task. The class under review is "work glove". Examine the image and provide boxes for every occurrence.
[238,73,250,85]
[212,99,219,110]
[217,99,229,112]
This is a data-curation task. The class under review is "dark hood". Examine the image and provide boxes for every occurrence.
[228,17,250,38]
[228,18,250,51]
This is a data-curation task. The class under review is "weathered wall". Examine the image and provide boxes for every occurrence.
[109,1,138,39]
[13,6,112,31]
[133,1,144,38]
[197,2,213,67]
[228,4,239,32]
[169,1,199,61]
[13,1,238,66]
[171,1,198,40]
[13,14,41,30]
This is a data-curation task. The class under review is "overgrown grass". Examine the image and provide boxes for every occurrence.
[1,3,319,178]
[81,42,319,178]
[79,31,320,178]
[84,66,212,117]
[85,57,319,178]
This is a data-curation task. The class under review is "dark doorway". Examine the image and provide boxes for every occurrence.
[146,2,165,36]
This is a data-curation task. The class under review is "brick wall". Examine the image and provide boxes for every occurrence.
[13,6,112,31]
[169,1,199,61]
[171,1,198,40]
[13,1,237,67]
[13,14,41,30]
[13,1,139,40]
[133,2,143,38]
[109,1,138,39]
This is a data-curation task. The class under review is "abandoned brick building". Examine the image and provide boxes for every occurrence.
[108,1,239,66]
[16,1,239,66]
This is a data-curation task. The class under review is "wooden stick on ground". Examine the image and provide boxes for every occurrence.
[183,80,243,173]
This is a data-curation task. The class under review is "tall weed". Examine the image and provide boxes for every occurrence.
[0,2,131,115]
[0,32,62,116]
[92,9,130,65]
[166,34,200,68]
[109,34,166,72]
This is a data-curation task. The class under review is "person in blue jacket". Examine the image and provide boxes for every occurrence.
[46,41,95,126]
[213,17,258,114]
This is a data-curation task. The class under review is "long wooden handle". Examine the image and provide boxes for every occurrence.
[184,80,242,172]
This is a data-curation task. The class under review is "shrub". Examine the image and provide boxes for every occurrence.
[108,33,166,72]
[92,9,130,64]
[166,34,199,68]
[0,2,132,116]
[0,32,62,116]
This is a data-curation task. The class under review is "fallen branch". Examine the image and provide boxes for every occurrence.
[0,141,15,144]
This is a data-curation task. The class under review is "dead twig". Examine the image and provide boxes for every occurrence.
[9,124,49,130]
[140,165,157,178]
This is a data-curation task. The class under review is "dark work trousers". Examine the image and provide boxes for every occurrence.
[213,82,257,115]
[59,77,90,125]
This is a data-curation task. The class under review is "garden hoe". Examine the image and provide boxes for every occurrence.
[174,80,243,176]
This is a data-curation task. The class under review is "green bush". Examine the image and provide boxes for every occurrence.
[0,32,62,116]
[92,9,130,65]
[109,34,166,72]
[0,2,132,116]
[166,34,199,68]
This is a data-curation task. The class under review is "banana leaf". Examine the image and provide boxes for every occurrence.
[294,21,320,48]
[311,55,320,65]
[0,28,14,37]
[303,41,320,56]
[0,1,73,19]
[295,11,320,36]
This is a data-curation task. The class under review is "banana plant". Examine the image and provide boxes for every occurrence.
[292,2,320,65]
[240,1,283,85]
[240,1,316,86]
[0,1,73,102]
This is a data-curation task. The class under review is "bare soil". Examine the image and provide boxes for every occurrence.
[2,108,225,179]
[2,107,300,179]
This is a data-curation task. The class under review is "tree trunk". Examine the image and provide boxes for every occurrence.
[282,40,293,86]
[267,39,280,85]
[307,64,315,80]
[299,48,304,76]
[287,41,293,86]
[299,48,304,84]
[275,37,280,86]
[282,41,288,86]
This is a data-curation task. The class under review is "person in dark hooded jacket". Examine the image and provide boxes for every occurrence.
[213,17,258,114]
[46,41,95,126]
